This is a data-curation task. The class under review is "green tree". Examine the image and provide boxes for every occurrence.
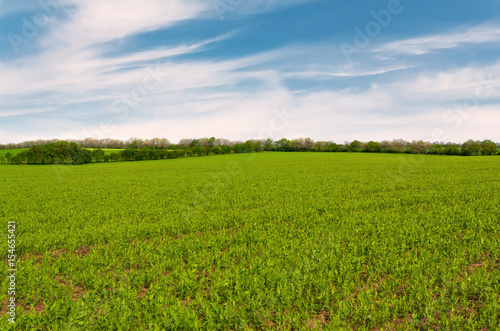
[408,140,430,154]
[81,149,93,164]
[443,144,460,155]
[157,149,167,159]
[208,137,216,148]
[210,147,222,155]
[120,149,137,161]
[110,153,120,162]
[324,142,342,152]
[349,140,362,152]
[363,141,381,153]
[429,143,444,155]
[253,142,263,152]
[314,141,326,152]
[264,139,275,151]
[220,145,232,154]
[275,138,291,151]
[92,148,105,162]
[481,140,497,155]
[461,139,482,156]
[129,140,138,149]
[192,146,205,156]
[189,139,200,148]
[389,139,408,153]
[11,152,26,164]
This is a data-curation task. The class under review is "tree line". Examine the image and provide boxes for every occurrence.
[1,138,498,165]
[0,137,237,150]
[264,138,499,156]
[1,139,261,165]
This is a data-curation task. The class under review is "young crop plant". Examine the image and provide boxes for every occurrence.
[0,153,499,330]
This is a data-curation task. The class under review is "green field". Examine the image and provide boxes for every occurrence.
[0,149,26,157]
[1,153,499,330]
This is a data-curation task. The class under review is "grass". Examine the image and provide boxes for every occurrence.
[0,152,499,330]
[0,149,26,157]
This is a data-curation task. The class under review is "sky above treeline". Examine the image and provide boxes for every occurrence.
[0,0,499,144]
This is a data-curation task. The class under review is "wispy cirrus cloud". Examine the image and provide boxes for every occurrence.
[0,0,499,144]
[283,65,414,79]
[46,0,210,49]
[374,24,500,55]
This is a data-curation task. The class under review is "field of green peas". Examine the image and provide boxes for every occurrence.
[1,152,499,330]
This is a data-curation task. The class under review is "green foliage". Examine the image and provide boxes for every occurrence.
[461,139,482,156]
[408,140,430,154]
[189,139,200,148]
[3,140,263,165]
[129,140,138,149]
[324,142,344,152]
[349,140,362,152]
[429,143,444,155]
[443,143,461,155]
[6,141,89,165]
[275,138,291,151]
[109,153,120,162]
[253,141,263,152]
[264,138,275,151]
[1,153,499,330]
[481,140,497,155]
[2,137,498,167]
[363,141,381,153]
[92,148,106,162]
[208,137,216,148]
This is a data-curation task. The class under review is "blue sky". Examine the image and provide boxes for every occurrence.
[0,0,499,144]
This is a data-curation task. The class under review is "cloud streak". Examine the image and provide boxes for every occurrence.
[0,1,499,144]
[374,24,500,55]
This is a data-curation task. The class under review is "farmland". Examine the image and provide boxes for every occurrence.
[1,152,499,330]
[0,149,26,157]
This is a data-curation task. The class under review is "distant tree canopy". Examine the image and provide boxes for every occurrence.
[2,137,498,165]
[0,137,170,150]
[263,138,499,156]
[10,141,91,165]
[6,138,262,165]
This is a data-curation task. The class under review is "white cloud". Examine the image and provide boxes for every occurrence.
[1,1,500,145]
[375,24,500,55]
[2,42,499,143]
[47,0,210,49]
[283,65,414,79]
[211,0,314,19]
[390,62,500,101]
